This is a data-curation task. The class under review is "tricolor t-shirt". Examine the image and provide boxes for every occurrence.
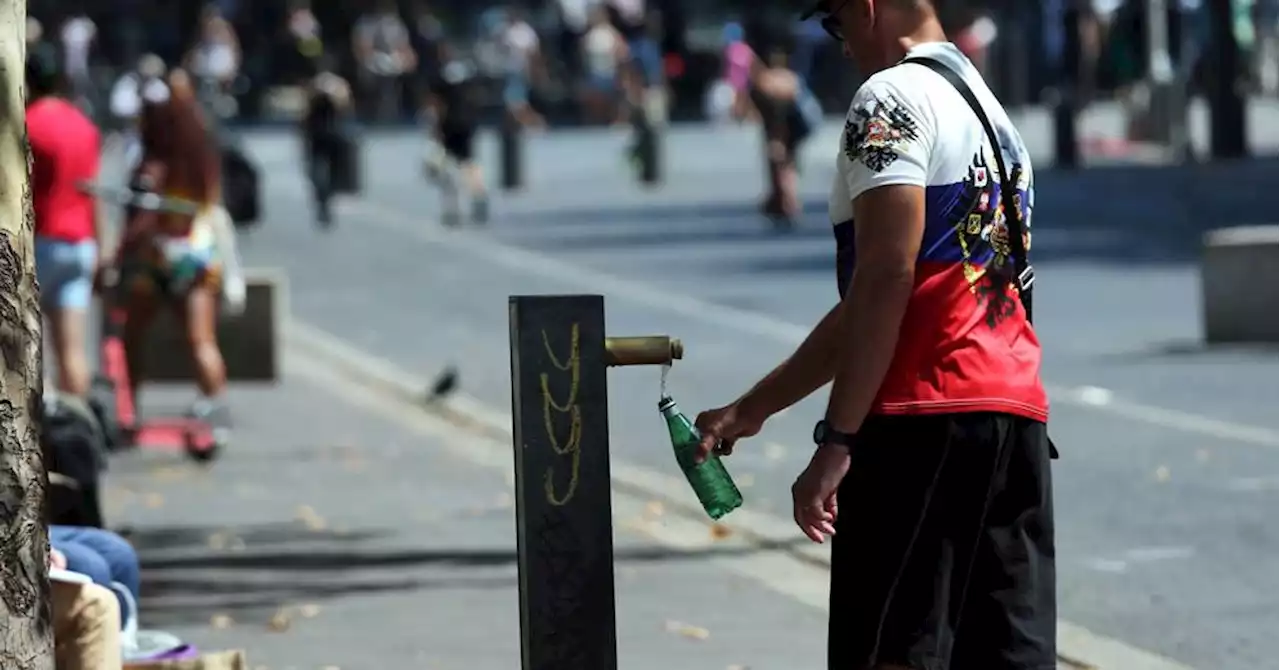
[828,41,1048,423]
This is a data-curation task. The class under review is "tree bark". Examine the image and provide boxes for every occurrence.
[0,1,55,668]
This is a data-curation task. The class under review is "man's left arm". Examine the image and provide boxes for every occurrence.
[825,81,934,436]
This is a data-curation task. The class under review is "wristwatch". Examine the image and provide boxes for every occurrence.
[813,420,857,450]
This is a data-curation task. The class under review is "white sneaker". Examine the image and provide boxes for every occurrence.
[222,274,247,316]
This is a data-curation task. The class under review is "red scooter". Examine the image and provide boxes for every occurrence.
[84,183,223,463]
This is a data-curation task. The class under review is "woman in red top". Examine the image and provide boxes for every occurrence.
[28,46,104,396]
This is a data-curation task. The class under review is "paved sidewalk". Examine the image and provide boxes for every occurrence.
[104,363,836,670]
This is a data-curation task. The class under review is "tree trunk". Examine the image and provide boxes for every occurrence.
[0,1,55,668]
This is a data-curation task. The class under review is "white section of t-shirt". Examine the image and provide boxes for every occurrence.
[828,42,1033,229]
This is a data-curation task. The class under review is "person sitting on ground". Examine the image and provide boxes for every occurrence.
[51,549,124,670]
[50,526,141,626]
[27,43,106,398]
[114,69,244,439]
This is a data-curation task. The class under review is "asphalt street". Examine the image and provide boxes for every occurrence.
[105,102,1278,669]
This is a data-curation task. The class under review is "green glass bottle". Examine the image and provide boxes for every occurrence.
[659,396,744,520]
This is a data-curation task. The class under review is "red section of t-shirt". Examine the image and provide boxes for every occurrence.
[28,97,101,242]
[872,262,1049,422]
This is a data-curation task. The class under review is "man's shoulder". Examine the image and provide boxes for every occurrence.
[846,63,946,120]
[839,68,937,172]
[28,99,91,130]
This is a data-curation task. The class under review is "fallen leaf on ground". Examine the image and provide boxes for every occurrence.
[149,465,188,482]
[298,603,322,618]
[295,505,328,531]
[664,620,710,640]
[209,613,234,629]
[710,524,733,541]
[267,607,292,632]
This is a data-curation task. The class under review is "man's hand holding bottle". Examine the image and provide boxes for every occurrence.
[693,398,768,464]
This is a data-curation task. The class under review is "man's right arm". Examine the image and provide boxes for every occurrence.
[736,301,844,420]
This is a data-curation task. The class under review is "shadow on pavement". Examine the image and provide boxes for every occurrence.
[131,522,810,627]
[494,190,1203,267]
[124,523,388,552]
[502,199,830,234]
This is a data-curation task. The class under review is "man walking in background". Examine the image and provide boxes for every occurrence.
[694,1,1056,668]
[353,0,417,121]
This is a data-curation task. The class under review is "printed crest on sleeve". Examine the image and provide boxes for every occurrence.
[842,92,922,173]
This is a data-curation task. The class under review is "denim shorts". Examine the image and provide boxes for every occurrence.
[504,75,530,106]
[36,238,97,311]
[627,38,663,87]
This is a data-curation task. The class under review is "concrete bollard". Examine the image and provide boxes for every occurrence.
[1200,226,1279,343]
[143,268,286,382]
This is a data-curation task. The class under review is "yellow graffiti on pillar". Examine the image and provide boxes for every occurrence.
[540,323,582,506]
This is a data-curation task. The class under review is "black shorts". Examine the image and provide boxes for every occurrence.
[440,124,475,162]
[829,412,1056,670]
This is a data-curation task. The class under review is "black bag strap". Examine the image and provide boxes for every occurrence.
[902,56,1058,459]
[901,56,1036,323]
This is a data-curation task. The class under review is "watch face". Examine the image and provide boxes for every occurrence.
[813,420,827,445]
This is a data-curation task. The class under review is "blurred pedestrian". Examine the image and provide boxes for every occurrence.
[353,0,417,122]
[28,45,105,398]
[26,16,43,48]
[499,7,547,128]
[108,54,166,170]
[302,64,354,227]
[749,47,822,229]
[580,5,629,125]
[116,69,243,437]
[425,45,489,226]
[695,1,1055,668]
[722,22,760,122]
[607,0,661,93]
[59,11,98,114]
[281,0,325,85]
[555,0,594,82]
[184,5,242,120]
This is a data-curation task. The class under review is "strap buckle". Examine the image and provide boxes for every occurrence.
[1018,264,1036,291]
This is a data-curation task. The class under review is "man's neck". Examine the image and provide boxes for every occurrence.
[895,19,948,60]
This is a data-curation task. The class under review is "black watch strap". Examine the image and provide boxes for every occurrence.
[813,420,857,449]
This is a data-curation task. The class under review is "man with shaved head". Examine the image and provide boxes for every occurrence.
[694,1,1056,669]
